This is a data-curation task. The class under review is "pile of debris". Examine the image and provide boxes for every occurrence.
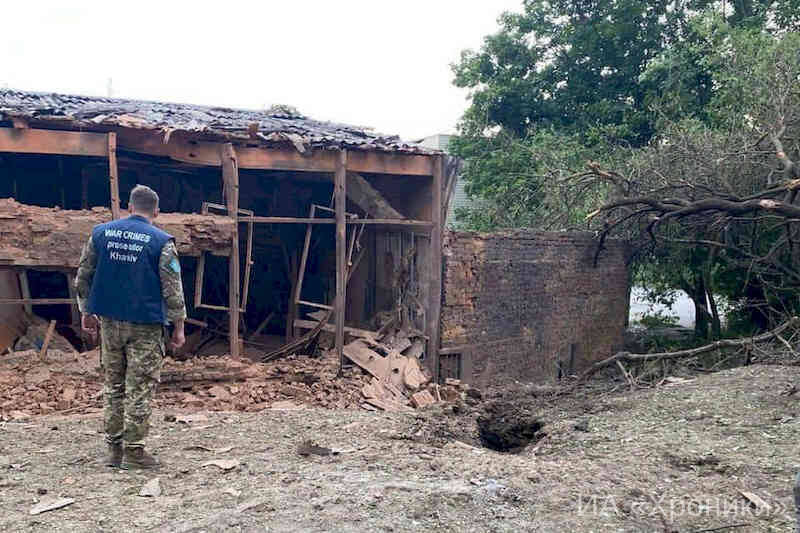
[158,352,370,411]
[0,311,473,419]
[0,348,101,419]
[333,318,462,412]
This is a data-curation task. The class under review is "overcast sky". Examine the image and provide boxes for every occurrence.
[1,1,522,141]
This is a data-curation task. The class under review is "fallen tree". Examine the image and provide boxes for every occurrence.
[0,198,234,268]
[554,31,800,337]
[572,317,800,387]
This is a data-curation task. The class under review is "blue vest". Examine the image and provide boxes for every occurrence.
[87,215,173,324]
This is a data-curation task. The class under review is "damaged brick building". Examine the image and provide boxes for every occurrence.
[0,89,628,392]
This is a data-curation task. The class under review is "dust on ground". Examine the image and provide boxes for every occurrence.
[1,361,798,532]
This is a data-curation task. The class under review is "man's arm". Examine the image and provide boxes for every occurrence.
[75,235,98,314]
[159,240,187,349]
[75,235,100,339]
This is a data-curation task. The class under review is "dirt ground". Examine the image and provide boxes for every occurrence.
[1,360,798,532]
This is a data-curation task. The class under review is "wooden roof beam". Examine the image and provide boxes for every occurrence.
[0,127,435,176]
[0,128,108,157]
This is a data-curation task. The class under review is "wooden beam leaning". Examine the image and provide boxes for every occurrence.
[195,202,254,313]
[17,271,32,314]
[335,150,348,376]
[221,143,241,359]
[108,133,121,220]
[0,128,108,157]
[292,205,316,315]
[346,172,404,219]
[428,155,443,384]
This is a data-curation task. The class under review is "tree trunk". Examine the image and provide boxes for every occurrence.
[703,246,722,339]
[688,277,709,340]
[707,289,722,339]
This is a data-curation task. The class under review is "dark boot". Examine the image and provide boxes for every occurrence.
[121,446,160,470]
[105,442,123,467]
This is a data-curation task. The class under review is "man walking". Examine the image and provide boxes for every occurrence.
[76,184,186,469]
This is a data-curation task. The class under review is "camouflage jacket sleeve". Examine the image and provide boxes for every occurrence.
[75,235,97,314]
[159,240,187,323]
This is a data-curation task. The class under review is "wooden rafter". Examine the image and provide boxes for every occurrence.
[0,127,434,176]
[0,128,108,157]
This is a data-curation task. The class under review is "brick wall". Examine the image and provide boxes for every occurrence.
[441,230,629,387]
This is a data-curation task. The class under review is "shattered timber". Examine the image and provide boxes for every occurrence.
[0,89,628,416]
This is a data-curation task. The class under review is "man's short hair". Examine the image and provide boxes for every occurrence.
[129,185,159,214]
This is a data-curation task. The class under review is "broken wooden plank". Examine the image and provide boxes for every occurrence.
[361,377,404,402]
[387,351,409,390]
[364,397,413,412]
[739,490,772,513]
[250,311,275,339]
[38,320,56,361]
[390,337,413,354]
[410,390,436,409]
[262,308,333,362]
[403,340,425,359]
[29,497,76,515]
[346,172,404,219]
[297,300,333,311]
[403,356,429,391]
[18,271,32,314]
[292,205,316,320]
[293,319,377,339]
[342,340,389,379]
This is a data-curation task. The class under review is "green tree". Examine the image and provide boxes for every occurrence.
[451,0,797,233]
[581,28,800,333]
[451,1,800,338]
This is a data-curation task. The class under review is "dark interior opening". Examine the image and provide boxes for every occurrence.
[0,149,430,352]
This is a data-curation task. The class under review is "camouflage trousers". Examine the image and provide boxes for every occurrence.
[100,319,164,448]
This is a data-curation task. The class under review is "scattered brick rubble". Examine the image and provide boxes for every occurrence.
[0,347,469,421]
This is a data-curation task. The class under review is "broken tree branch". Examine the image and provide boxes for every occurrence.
[573,317,800,386]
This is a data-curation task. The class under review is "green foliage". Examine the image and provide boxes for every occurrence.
[636,310,680,329]
[453,1,800,333]
[450,129,605,230]
[452,1,800,233]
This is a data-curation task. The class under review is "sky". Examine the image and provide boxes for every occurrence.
[0,1,522,141]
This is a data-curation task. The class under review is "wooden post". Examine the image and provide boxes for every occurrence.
[428,155,443,384]
[335,149,348,375]
[221,143,240,358]
[18,271,32,315]
[108,133,121,220]
[39,320,56,361]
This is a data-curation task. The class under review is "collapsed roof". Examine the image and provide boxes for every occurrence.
[0,89,431,155]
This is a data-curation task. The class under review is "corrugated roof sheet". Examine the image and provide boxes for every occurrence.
[0,89,433,155]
